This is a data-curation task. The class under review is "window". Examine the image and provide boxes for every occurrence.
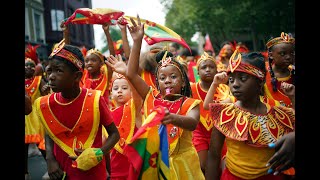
[51,9,65,31]
[33,10,45,43]
[25,8,30,40]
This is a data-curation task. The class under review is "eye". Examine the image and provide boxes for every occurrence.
[112,86,119,91]
[171,74,177,79]
[228,76,234,83]
[159,75,165,81]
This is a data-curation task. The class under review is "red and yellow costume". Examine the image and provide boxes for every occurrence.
[25,75,46,150]
[35,88,114,180]
[143,87,204,180]
[141,69,157,90]
[191,82,230,153]
[263,61,294,108]
[81,49,110,101]
[109,99,138,179]
[210,103,295,179]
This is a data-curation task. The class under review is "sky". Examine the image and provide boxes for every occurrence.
[91,0,166,52]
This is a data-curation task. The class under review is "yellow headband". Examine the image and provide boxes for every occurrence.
[266,32,295,49]
[196,52,216,69]
[49,39,84,71]
[158,51,183,77]
[86,48,104,62]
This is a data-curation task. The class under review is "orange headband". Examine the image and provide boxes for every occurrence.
[86,48,104,62]
[110,73,126,89]
[49,39,84,71]
[227,48,265,80]
[266,32,295,49]
[196,52,216,69]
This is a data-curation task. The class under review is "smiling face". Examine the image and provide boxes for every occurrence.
[157,65,184,97]
[111,78,132,106]
[84,54,103,74]
[198,59,217,83]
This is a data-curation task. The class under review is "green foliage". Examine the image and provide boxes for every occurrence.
[161,0,295,51]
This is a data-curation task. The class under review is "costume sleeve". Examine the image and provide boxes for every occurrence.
[99,95,114,126]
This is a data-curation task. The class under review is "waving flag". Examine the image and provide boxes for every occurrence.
[124,106,170,180]
[64,8,124,25]
[121,15,191,52]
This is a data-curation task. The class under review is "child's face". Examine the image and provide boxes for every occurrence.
[25,61,35,78]
[270,43,295,69]
[157,65,184,97]
[45,59,78,93]
[228,72,261,102]
[84,54,103,74]
[111,78,131,106]
[198,60,217,82]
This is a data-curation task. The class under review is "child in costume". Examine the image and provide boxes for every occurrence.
[190,52,230,174]
[124,15,204,180]
[263,32,295,108]
[34,39,120,180]
[205,50,295,180]
[25,54,50,178]
[105,54,143,180]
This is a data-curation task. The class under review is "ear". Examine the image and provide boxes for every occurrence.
[74,71,83,82]
[268,51,273,59]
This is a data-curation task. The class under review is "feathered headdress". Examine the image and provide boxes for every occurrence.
[25,44,40,64]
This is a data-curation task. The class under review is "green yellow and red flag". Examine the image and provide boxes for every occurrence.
[121,15,191,52]
[64,8,124,25]
[124,106,170,180]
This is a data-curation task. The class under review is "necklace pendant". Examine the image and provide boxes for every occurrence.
[169,126,178,138]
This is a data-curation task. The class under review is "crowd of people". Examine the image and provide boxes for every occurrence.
[25,14,295,180]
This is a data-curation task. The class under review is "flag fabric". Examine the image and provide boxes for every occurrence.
[64,8,124,25]
[121,15,191,52]
[204,34,215,53]
[124,106,170,180]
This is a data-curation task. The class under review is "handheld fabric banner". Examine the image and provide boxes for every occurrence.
[121,15,191,52]
[64,8,124,25]
[124,106,170,180]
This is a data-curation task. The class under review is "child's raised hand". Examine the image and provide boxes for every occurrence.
[280,82,295,97]
[105,54,127,75]
[127,14,144,41]
[117,17,126,31]
[102,23,110,32]
[213,71,228,85]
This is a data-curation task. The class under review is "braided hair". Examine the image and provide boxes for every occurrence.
[155,50,192,98]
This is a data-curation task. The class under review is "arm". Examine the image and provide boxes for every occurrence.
[126,15,150,100]
[280,82,295,109]
[25,90,32,115]
[60,20,70,44]
[205,127,225,179]
[203,72,228,110]
[267,131,295,175]
[101,122,120,155]
[118,17,131,60]
[102,24,116,56]
[45,133,65,179]
[161,104,200,131]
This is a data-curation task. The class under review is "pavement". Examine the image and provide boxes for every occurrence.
[27,144,48,180]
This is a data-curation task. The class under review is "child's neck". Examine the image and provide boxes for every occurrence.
[236,98,266,115]
[200,80,212,91]
[89,71,101,79]
[61,87,81,100]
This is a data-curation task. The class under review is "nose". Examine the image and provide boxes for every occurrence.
[164,76,171,84]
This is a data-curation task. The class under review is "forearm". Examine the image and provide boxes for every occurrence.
[45,134,55,161]
[205,150,222,179]
[121,29,130,59]
[126,39,142,79]
[203,83,219,110]
[104,30,115,56]
[172,114,198,131]
[63,28,70,44]
[101,123,120,155]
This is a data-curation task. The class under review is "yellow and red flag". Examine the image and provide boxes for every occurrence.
[121,15,191,52]
[64,8,124,25]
